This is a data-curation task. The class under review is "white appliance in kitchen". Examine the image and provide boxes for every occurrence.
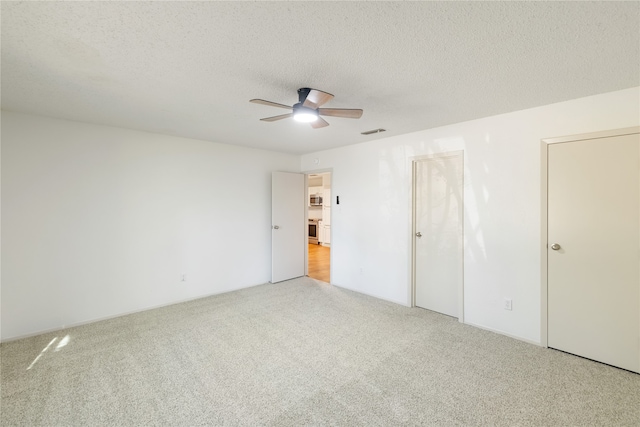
[321,189,331,246]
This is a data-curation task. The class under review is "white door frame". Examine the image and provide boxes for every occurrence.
[411,151,464,323]
[539,126,640,347]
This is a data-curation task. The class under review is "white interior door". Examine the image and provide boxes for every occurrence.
[548,132,640,373]
[414,153,463,318]
[272,171,305,283]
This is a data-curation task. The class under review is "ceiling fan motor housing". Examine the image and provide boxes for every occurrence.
[297,87,313,103]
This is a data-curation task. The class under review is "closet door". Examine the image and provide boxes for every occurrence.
[413,153,463,318]
[548,132,640,373]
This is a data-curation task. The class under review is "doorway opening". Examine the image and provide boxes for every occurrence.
[307,172,331,283]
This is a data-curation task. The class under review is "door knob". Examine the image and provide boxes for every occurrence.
[415,232,422,238]
[273,225,280,230]
[550,243,561,250]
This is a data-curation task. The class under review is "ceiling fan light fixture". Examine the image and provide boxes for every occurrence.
[293,112,318,123]
[293,105,318,123]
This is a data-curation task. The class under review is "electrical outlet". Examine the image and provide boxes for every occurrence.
[504,298,512,311]
[181,273,187,282]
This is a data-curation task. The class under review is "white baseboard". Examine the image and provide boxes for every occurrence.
[463,320,542,347]
[331,285,539,347]
[0,281,266,343]
[3,281,541,349]
[331,283,411,307]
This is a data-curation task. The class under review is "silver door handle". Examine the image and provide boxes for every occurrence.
[273,225,280,230]
[415,232,422,238]
[550,243,561,250]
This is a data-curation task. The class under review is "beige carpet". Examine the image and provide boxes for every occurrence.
[2,277,639,426]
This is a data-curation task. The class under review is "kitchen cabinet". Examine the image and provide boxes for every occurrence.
[322,224,331,246]
[322,206,331,225]
[321,174,331,245]
[323,173,331,189]
[322,189,331,226]
[323,189,331,206]
[318,220,324,243]
[309,186,323,197]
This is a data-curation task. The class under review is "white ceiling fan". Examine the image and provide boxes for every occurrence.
[250,88,363,129]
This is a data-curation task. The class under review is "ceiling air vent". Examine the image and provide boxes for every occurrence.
[361,128,386,135]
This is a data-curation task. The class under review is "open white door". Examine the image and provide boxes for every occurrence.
[272,171,305,283]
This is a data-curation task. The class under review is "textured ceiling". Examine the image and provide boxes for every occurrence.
[2,1,639,154]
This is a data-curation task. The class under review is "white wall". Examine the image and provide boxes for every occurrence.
[301,87,640,344]
[1,112,299,340]
[3,88,638,343]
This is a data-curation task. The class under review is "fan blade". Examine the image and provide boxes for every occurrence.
[318,108,363,119]
[310,117,330,129]
[303,89,334,109]
[260,113,293,122]
[250,99,292,110]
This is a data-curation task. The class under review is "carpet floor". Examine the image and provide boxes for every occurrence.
[1,277,639,426]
